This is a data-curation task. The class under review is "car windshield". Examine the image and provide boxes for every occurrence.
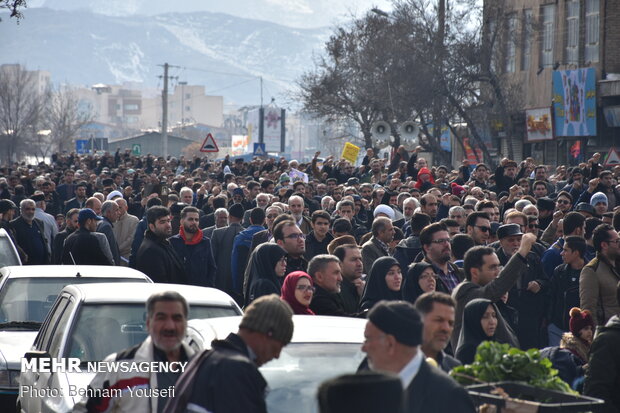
[65,303,239,362]
[0,277,146,327]
[0,236,20,267]
[260,343,365,413]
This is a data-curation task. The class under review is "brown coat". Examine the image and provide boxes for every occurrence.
[580,254,620,326]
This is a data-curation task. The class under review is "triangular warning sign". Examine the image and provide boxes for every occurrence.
[604,147,620,166]
[200,133,219,153]
[254,146,265,156]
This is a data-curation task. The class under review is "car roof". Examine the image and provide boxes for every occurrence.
[188,315,365,344]
[0,265,151,280]
[61,282,240,309]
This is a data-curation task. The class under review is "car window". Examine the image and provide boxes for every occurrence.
[0,235,20,266]
[0,277,146,325]
[38,297,70,351]
[48,297,75,357]
[65,304,239,362]
[260,343,365,413]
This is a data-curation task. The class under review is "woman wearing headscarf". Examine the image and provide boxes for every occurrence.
[245,243,287,306]
[359,256,402,311]
[281,271,315,315]
[455,298,499,365]
[402,262,437,304]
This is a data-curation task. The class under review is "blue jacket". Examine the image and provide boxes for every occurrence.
[541,238,564,279]
[129,217,148,268]
[169,234,217,287]
[231,225,265,293]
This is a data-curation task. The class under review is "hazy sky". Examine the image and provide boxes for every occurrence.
[27,0,394,28]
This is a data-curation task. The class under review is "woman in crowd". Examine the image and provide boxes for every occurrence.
[280,271,315,315]
[359,256,402,311]
[245,243,287,306]
[402,262,436,304]
[455,298,499,364]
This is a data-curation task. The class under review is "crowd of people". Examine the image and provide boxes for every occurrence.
[1,146,620,411]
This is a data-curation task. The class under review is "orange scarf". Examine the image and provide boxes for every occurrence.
[179,226,203,245]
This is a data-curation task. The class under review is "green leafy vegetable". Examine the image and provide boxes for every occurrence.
[450,341,576,395]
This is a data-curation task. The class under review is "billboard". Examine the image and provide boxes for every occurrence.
[246,107,285,153]
[552,68,597,137]
[525,107,554,142]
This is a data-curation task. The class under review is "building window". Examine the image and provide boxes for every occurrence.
[541,4,555,67]
[521,9,533,71]
[505,14,517,73]
[185,93,191,99]
[585,0,600,63]
[185,106,191,112]
[124,103,139,111]
[565,0,579,64]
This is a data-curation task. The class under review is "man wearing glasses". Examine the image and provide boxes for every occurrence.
[274,220,308,275]
[420,223,463,295]
[465,212,491,246]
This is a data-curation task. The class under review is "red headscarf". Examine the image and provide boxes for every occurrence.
[281,271,315,315]
[414,167,435,189]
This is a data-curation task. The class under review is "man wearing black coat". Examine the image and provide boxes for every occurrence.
[166,295,294,413]
[10,199,49,265]
[134,206,186,284]
[52,208,79,264]
[62,208,114,265]
[362,301,475,413]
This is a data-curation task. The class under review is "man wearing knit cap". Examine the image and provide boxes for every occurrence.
[168,294,294,413]
[590,192,608,217]
[362,300,474,412]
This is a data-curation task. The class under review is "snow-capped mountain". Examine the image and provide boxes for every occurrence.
[0,7,332,105]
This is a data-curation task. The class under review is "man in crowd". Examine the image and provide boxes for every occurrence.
[97,200,121,265]
[361,217,394,274]
[333,244,365,314]
[274,220,307,275]
[308,254,348,316]
[52,208,79,264]
[362,300,475,412]
[10,199,49,265]
[169,295,293,413]
[32,193,58,255]
[305,210,333,259]
[420,222,463,294]
[135,206,185,283]
[64,181,88,213]
[75,291,195,412]
[113,197,139,265]
[169,206,217,287]
[580,223,620,326]
[62,208,114,265]
[465,211,491,246]
[451,231,537,349]
[288,195,312,234]
[211,203,244,293]
[541,211,585,278]
[231,207,266,299]
[414,291,461,373]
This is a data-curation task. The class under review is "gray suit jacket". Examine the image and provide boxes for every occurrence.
[211,223,244,292]
[97,218,120,265]
[361,237,389,275]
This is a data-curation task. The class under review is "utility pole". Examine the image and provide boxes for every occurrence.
[159,63,179,159]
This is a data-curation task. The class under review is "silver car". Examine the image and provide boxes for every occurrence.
[18,282,242,413]
[0,265,151,399]
[186,315,366,413]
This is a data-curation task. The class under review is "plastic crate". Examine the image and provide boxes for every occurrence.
[466,381,605,412]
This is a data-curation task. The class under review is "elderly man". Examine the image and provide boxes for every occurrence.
[288,195,312,234]
[308,254,348,316]
[97,200,121,265]
[362,301,475,412]
[10,199,49,264]
[113,198,139,265]
[361,217,394,275]
[168,294,294,413]
[32,193,58,255]
[211,203,245,293]
[74,291,195,412]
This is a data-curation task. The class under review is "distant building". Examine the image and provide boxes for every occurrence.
[485,0,620,165]
[109,131,196,157]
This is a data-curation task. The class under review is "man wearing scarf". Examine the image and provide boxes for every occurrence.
[169,206,216,287]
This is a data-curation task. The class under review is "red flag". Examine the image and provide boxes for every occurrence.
[570,141,581,159]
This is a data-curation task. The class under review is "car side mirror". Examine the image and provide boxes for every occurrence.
[23,350,51,362]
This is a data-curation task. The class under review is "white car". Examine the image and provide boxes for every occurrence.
[0,265,151,401]
[186,315,366,413]
[0,228,21,267]
[18,282,242,413]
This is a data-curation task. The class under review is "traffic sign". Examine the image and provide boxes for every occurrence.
[131,144,141,156]
[604,147,620,166]
[253,143,266,156]
[200,133,219,153]
[75,140,88,154]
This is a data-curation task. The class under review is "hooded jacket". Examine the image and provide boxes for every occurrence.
[584,315,620,412]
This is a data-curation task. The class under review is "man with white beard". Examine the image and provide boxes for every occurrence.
[288,195,312,235]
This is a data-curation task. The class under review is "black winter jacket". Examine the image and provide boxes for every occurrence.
[135,230,186,284]
[584,315,620,412]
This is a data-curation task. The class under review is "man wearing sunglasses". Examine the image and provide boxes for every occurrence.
[465,211,491,246]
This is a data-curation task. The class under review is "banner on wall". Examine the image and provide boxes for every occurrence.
[552,68,597,137]
[525,107,554,142]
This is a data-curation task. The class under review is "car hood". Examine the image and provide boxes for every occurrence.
[0,331,38,369]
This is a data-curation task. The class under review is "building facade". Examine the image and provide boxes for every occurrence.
[487,0,620,165]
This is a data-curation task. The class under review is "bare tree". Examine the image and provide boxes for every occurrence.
[45,85,93,154]
[0,64,44,163]
[0,0,27,22]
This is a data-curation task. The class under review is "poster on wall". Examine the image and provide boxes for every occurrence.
[463,137,483,164]
[552,68,597,137]
[263,107,285,152]
[525,107,554,142]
